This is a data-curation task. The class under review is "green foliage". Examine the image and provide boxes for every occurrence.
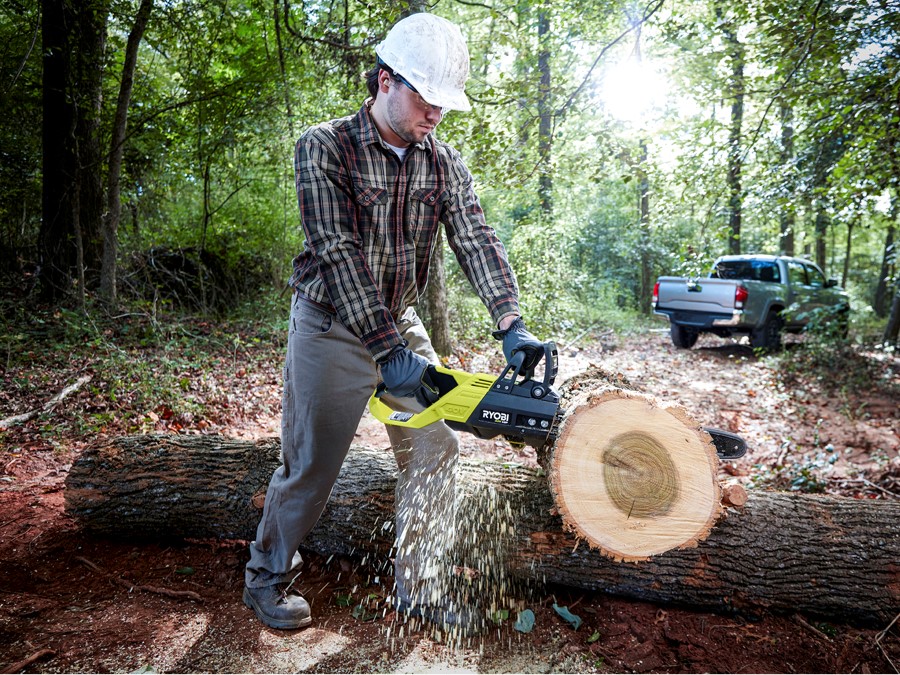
[0,0,896,342]
[758,443,837,494]
[775,325,898,403]
[0,1,42,257]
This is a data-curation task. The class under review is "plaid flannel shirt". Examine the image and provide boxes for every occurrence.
[289,103,520,361]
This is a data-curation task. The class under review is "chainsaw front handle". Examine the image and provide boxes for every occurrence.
[503,342,557,387]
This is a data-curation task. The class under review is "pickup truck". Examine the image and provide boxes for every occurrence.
[652,254,850,350]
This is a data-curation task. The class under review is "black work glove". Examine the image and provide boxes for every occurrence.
[493,317,543,371]
[377,346,440,408]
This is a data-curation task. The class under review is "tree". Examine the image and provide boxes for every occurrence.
[537,7,552,218]
[885,281,900,346]
[805,122,847,274]
[39,0,110,303]
[717,1,746,255]
[778,103,796,255]
[0,1,42,276]
[100,0,153,306]
[882,194,900,344]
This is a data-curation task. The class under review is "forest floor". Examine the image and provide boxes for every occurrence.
[1,318,899,674]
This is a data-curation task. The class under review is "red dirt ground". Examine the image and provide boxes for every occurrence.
[1,330,898,673]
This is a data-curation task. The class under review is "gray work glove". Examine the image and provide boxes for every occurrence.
[377,345,440,408]
[493,317,543,371]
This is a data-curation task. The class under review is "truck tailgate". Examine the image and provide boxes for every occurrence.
[656,277,737,313]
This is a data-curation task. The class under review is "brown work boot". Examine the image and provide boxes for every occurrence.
[243,583,312,630]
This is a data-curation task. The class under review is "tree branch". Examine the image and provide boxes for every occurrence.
[1,649,55,674]
[739,0,827,165]
[0,375,92,430]
[3,12,39,96]
[557,0,666,119]
[450,0,518,28]
[279,0,379,51]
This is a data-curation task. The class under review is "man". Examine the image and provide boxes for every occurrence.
[243,12,542,634]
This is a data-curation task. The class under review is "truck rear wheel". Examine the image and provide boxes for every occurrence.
[750,312,783,351]
[671,323,699,349]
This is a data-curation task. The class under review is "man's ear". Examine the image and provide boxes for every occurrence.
[378,69,392,93]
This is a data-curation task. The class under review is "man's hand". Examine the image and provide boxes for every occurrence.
[378,346,440,408]
[493,317,543,371]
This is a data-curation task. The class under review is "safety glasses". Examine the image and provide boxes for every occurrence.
[391,72,446,116]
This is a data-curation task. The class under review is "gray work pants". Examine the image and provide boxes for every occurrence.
[245,294,458,604]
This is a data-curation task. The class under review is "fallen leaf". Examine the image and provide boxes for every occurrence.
[514,609,535,633]
[553,603,583,630]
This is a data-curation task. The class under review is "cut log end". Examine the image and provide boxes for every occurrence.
[550,389,722,562]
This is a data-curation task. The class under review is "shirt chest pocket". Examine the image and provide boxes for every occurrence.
[353,184,390,256]
[410,187,444,234]
[354,185,388,208]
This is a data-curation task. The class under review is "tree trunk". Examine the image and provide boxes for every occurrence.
[65,432,900,623]
[537,9,552,218]
[100,0,153,306]
[549,387,721,562]
[883,280,900,346]
[38,0,108,303]
[638,139,651,316]
[809,126,846,276]
[779,102,795,256]
[874,197,897,318]
[721,14,744,256]
[814,199,830,274]
[842,216,855,289]
[39,0,78,302]
[73,0,108,277]
[423,230,452,356]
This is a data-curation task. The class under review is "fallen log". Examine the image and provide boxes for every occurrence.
[65,434,900,623]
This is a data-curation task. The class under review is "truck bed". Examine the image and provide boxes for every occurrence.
[654,276,742,315]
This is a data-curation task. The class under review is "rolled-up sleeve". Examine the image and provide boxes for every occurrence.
[440,149,520,327]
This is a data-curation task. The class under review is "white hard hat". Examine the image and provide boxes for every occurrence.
[375,13,472,112]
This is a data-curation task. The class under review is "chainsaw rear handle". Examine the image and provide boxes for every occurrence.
[370,364,494,429]
[374,364,443,400]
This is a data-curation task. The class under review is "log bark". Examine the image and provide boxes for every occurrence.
[65,434,900,623]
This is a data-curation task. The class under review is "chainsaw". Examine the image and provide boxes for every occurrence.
[368,341,747,460]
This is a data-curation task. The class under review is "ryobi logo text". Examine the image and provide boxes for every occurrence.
[481,409,510,425]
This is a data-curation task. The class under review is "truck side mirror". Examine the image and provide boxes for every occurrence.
[825,278,839,288]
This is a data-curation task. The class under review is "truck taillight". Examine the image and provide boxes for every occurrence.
[652,281,659,306]
[735,285,748,309]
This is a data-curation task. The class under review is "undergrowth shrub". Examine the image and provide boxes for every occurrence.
[773,304,898,399]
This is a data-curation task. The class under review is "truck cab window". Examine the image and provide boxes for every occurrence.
[787,261,807,286]
[804,265,825,288]
[757,264,779,282]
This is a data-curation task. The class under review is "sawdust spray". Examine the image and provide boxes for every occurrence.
[380,453,541,650]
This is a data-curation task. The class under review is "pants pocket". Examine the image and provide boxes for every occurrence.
[291,297,334,336]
